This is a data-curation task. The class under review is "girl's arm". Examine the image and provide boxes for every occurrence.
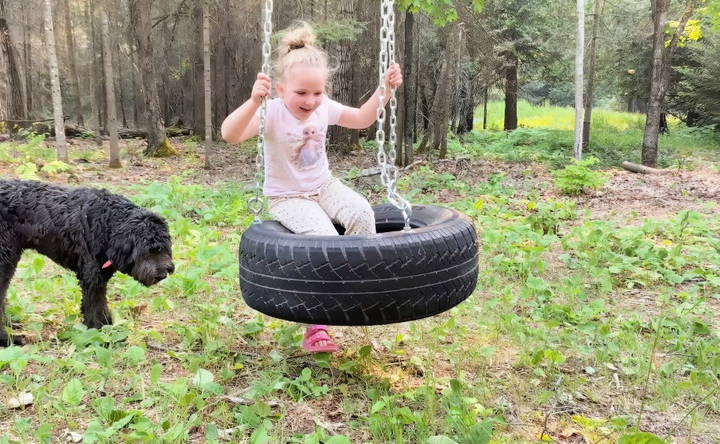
[337,64,403,130]
[220,101,260,144]
[221,73,270,144]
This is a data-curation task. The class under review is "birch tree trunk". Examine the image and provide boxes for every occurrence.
[129,0,176,157]
[582,0,603,149]
[573,0,585,160]
[63,0,83,126]
[202,0,212,169]
[43,0,68,161]
[100,7,120,168]
[641,0,695,166]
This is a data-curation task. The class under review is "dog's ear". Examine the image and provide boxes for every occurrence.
[106,235,136,271]
[140,213,173,252]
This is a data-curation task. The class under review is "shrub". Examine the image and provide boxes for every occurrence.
[552,156,606,195]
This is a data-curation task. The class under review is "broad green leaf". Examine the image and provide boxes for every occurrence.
[125,346,146,366]
[61,379,85,407]
[371,400,386,414]
[618,432,668,444]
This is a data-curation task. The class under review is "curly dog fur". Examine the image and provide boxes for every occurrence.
[0,180,174,346]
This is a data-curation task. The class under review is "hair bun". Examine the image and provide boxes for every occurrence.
[279,22,317,54]
[274,22,329,79]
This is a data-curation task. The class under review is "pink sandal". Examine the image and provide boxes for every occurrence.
[303,325,339,353]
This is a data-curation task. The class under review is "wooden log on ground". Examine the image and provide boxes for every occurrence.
[118,127,192,139]
[621,161,670,175]
[118,128,148,139]
[0,118,56,124]
[3,121,192,140]
[27,122,88,137]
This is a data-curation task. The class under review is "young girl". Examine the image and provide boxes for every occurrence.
[221,23,403,353]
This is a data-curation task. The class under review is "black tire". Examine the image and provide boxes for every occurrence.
[238,204,479,325]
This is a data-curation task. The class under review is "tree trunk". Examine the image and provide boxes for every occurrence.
[86,0,101,140]
[129,0,176,157]
[191,5,203,134]
[131,54,139,127]
[642,0,695,166]
[402,7,415,166]
[583,0,603,149]
[202,0,212,169]
[328,0,358,152]
[0,0,27,121]
[63,0,84,126]
[116,60,128,128]
[43,0,68,161]
[430,23,461,159]
[100,6,121,168]
[503,55,518,131]
[113,18,128,129]
[483,87,488,130]
[22,0,32,116]
[456,65,475,135]
[413,18,420,142]
[573,0,585,160]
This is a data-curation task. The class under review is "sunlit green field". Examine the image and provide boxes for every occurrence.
[465,100,720,169]
[479,100,651,132]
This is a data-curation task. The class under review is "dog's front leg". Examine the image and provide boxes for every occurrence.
[79,273,113,330]
[0,251,24,346]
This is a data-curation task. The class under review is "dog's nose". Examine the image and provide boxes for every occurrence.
[167,263,175,274]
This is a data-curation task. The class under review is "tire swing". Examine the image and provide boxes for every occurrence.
[238,0,479,326]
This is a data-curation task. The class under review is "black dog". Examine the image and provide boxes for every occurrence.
[0,180,174,346]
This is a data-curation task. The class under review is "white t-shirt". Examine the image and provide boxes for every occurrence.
[260,96,345,197]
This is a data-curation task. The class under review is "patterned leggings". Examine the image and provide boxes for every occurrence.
[267,179,376,235]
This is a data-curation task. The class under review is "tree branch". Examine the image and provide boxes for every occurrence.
[151,0,190,29]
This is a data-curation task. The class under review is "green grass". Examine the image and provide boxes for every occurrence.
[1,173,719,443]
[1,115,720,442]
[466,100,720,169]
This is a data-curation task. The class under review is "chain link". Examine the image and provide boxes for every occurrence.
[251,0,411,229]
[376,0,412,230]
[248,0,274,222]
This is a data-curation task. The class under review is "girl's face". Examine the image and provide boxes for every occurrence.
[276,64,327,121]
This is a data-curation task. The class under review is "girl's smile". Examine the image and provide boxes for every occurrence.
[276,65,327,121]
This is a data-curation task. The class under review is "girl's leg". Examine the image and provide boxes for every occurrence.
[267,196,339,352]
[268,196,338,235]
[318,179,376,235]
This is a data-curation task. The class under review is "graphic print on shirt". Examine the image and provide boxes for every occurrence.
[288,124,325,170]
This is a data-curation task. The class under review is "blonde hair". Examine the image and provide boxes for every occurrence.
[275,23,330,80]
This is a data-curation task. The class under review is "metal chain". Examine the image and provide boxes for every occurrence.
[248,0,274,223]
[376,0,412,230]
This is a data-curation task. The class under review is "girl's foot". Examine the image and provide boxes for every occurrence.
[303,325,338,353]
